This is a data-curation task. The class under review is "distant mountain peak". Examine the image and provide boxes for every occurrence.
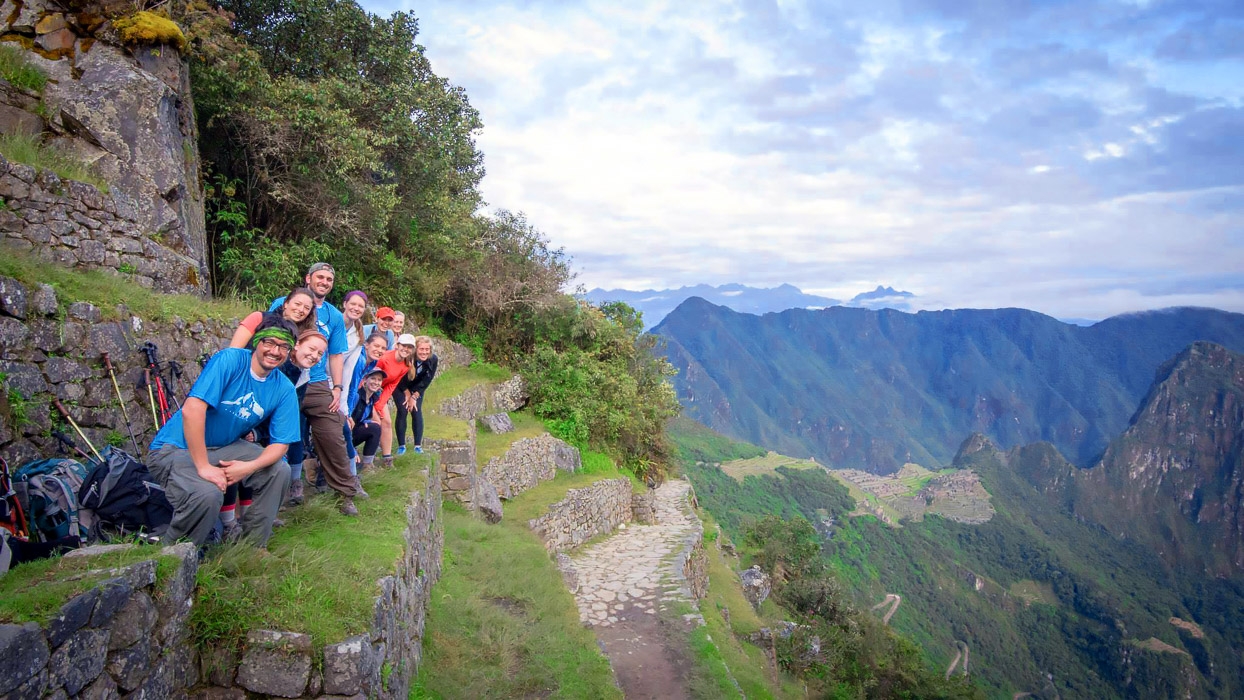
[584,283,840,330]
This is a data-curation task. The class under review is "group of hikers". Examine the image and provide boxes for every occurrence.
[148,261,439,548]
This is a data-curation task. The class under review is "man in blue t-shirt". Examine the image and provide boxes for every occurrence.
[269,261,359,514]
[148,318,302,547]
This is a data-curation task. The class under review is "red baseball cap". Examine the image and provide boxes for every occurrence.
[375,307,396,320]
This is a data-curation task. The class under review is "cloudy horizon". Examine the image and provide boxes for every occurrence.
[360,0,1243,320]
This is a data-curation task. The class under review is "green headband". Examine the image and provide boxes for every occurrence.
[252,327,295,349]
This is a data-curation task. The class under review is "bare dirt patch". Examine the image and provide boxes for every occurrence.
[1170,616,1205,638]
[593,601,697,700]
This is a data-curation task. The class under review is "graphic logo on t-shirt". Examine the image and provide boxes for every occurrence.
[221,392,266,421]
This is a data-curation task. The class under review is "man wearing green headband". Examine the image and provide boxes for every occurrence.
[148,315,302,547]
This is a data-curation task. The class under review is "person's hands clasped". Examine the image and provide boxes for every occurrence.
[220,459,260,485]
[197,464,228,492]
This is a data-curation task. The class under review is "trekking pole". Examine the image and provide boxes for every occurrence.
[101,352,142,456]
[168,360,192,404]
[51,429,95,464]
[141,343,172,424]
[52,398,103,463]
[163,360,185,411]
[0,457,30,539]
[142,368,160,428]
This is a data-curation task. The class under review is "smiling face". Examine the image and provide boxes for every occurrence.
[255,337,292,372]
[343,295,366,321]
[293,335,328,369]
[391,313,405,334]
[283,292,314,324]
[305,269,334,300]
[396,343,415,361]
[364,373,384,392]
[376,316,392,332]
[365,335,387,361]
[415,340,432,362]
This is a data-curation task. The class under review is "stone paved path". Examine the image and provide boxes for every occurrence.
[571,479,701,627]
[568,479,703,699]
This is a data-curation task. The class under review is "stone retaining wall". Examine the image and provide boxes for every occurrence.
[0,159,205,295]
[527,478,633,553]
[425,421,477,505]
[631,489,657,525]
[0,468,443,700]
[491,375,526,412]
[481,433,580,500]
[0,542,201,700]
[436,384,486,422]
[0,275,232,466]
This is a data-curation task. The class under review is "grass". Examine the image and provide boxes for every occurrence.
[475,410,547,465]
[0,131,110,192]
[719,451,820,482]
[0,544,180,624]
[0,44,48,92]
[693,513,807,699]
[189,454,432,654]
[0,243,252,322]
[421,364,516,443]
[504,451,644,525]
[412,503,621,699]
[1008,579,1059,607]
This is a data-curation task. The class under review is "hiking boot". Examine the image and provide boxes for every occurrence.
[221,520,243,544]
[304,458,321,483]
[272,517,286,529]
[286,479,305,507]
[382,454,395,469]
[339,497,359,517]
[353,476,370,500]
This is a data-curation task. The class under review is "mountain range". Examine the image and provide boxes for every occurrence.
[654,299,1244,472]
[583,283,918,329]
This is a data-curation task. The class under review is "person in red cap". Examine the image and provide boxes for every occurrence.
[364,307,397,350]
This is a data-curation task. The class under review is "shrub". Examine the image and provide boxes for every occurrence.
[0,44,48,93]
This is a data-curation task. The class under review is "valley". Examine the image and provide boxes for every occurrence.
[670,332,1244,697]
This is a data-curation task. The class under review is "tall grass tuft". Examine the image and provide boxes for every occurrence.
[0,131,110,192]
[0,44,48,93]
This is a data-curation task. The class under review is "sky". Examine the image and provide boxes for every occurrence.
[359,0,1243,320]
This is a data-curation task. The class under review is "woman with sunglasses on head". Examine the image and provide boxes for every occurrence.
[230,286,317,350]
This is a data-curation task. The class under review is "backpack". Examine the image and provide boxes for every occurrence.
[0,458,29,539]
[77,447,172,543]
[13,457,90,543]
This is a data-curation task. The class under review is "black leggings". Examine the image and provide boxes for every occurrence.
[394,393,425,446]
[352,421,382,457]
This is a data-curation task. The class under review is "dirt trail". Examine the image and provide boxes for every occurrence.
[945,640,970,679]
[569,479,704,699]
[871,593,902,624]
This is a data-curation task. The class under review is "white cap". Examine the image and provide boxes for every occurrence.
[397,333,418,346]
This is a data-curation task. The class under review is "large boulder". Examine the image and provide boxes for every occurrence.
[475,479,503,524]
[739,565,771,609]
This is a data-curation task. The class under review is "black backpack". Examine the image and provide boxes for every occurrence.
[77,447,173,542]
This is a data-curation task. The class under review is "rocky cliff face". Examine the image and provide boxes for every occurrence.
[1072,342,1244,575]
[0,0,208,294]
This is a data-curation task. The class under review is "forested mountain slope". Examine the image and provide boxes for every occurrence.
[656,298,1244,472]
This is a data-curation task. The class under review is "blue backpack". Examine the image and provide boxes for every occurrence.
[14,458,90,543]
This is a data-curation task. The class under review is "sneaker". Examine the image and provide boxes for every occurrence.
[339,497,359,517]
[413,445,423,454]
[396,445,407,456]
[286,479,305,507]
[221,520,243,544]
[353,476,370,500]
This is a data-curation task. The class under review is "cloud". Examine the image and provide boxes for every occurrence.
[361,0,1244,320]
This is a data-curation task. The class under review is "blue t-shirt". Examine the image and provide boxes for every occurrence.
[271,296,348,383]
[150,348,301,450]
[361,324,395,350]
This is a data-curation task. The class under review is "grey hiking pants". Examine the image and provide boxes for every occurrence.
[148,440,291,547]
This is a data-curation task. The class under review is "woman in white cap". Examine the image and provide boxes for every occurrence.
[370,333,418,466]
